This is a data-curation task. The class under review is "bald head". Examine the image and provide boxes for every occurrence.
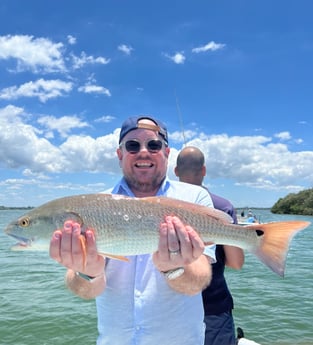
[175,146,206,186]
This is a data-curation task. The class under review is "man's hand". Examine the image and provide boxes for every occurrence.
[153,216,205,273]
[49,220,105,278]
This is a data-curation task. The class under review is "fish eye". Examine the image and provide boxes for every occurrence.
[19,217,30,227]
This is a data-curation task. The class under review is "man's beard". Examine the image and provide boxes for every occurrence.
[125,173,165,194]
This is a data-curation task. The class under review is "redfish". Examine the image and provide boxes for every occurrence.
[4,193,310,276]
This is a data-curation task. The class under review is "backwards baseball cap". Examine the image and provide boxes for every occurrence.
[119,116,168,145]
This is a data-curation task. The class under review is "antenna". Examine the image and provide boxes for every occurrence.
[175,89,187,145]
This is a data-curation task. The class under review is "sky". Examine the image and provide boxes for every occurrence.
[0,0,312,208]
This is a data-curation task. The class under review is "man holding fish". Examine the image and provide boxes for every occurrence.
[49,116,216,345]
[5,117,310,344]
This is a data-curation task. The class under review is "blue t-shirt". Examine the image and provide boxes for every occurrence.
[96,177,214,345]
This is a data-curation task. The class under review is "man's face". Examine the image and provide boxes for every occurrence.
[117,126,170,196]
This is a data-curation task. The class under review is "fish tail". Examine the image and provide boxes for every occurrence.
[250,221,310,277]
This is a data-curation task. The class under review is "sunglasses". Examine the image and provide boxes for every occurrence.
[120,139,165,154]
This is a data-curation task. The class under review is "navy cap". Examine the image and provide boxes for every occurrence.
[119,116,168,145]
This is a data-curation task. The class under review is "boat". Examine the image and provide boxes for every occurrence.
[237,327,262,345]
[237,209,261,225]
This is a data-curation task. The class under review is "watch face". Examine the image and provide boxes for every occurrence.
[166,267,185,280]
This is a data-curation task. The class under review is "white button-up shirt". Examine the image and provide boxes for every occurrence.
[96,178,215,345]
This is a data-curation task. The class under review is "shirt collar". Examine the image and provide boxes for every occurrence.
[111,176,170,197]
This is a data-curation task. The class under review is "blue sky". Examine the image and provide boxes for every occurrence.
[0,0,312,208]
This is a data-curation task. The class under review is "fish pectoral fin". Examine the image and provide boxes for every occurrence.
[204,241,215,246]
[98,252,130,262]
[79,235,87,268]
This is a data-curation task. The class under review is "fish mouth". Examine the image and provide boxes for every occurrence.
[7,233,32,247]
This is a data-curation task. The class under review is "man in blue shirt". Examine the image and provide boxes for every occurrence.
[175,146,244,345]
[49,116,215,345]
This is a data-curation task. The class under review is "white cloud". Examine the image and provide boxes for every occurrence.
[38,115,90,138]
[23,168,50,180]
[67,35,77,45]
[0,105,119,175]
[169,129,198,143]
[60,133,119,173]
[95,115,116,123]
[274,131,291,141]
[0,78,73,102]
[118,44,134,55]
[0,104,25,122]
[71,51,110,69]
[77,84,111,96]
[0,106,312,199]
[0,34,66,73]
[164,52,186,64]
[173,134,313,189]
[192,41,225,53]
[0,105,65,173]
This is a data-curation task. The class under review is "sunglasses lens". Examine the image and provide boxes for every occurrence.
[147,140,163,152]
[123,139,163,153]
[125,140,141,153]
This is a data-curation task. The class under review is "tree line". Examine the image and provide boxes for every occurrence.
[271,188,313,215]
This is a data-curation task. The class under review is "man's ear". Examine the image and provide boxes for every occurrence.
[117,148,123,164]
[164,146,170,158]
[202,165,206,177]
[174,166,179,177]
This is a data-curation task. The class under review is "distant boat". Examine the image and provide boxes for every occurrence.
[237,209,261,225]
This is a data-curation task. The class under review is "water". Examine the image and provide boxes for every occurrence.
[0,210,98,345]
[230,210,313,344]
[1,209,312,345]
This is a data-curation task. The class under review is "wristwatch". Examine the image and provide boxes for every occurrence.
[161,267,185,280]
[76,272,97,281]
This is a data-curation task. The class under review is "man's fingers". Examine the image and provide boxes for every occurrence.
[49,230,62,262]
[185,225,205,259]
[166,216,180,254]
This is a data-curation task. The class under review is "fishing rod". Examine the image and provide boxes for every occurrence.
[174,89,187,146]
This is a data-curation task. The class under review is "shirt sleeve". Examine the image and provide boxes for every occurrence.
[203,244,216,263]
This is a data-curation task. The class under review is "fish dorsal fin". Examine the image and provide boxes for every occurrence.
[200,206,234,224]
[141,196,234,224]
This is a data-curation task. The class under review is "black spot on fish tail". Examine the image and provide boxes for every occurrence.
[256,230,264,236]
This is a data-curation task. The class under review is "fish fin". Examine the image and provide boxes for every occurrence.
[98,252,130,262]
[204,241,215,246]
[248,221,310,277]
[141,196,234,223]
[204,207,234,224]
[79,235,87,268]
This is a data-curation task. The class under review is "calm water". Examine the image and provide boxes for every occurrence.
[1,209,312,345]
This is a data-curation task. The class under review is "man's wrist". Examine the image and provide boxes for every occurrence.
[76,271,103,282]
